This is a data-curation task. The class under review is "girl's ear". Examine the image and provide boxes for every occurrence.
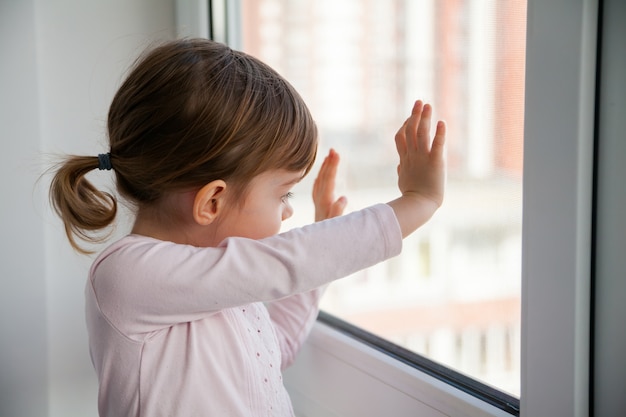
[193,180,227,226]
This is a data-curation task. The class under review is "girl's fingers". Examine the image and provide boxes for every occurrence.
[313,149,338,201]
[417,103,433,151]
[329,196,347,218]
[313,149,345,221]
[405,100,424,150]
[396,100,443,156]
[395,119,409,158]
[393,100,446,204]
[313,152,328,196]
[431,120,447,158]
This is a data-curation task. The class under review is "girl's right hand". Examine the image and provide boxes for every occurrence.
[388,100,446,238]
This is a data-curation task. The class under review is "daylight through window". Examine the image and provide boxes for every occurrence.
[241,0,526,396]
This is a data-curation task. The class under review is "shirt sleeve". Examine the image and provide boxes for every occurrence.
[265,286,326,370]
[90,203,402,337]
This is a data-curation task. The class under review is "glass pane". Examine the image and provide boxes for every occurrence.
[241,0,525,396]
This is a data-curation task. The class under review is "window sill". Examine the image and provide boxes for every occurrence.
[284,320,515,417]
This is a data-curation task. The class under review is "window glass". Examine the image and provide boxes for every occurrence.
[241,0,526,396]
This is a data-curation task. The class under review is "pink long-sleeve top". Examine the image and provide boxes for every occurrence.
[86,204,402,416]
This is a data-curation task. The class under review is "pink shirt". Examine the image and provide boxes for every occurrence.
[86,204,402,416]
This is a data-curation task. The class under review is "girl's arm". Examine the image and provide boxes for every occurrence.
[267,101,446,368]
[267,149,346,369]
[90,203,400,336]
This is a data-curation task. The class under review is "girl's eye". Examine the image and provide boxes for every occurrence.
[281,192,294,203]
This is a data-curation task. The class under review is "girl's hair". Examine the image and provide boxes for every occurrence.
[50,38,318,253]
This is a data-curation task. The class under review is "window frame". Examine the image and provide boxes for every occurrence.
[311,312,519,414]
[592,0,626,415]
[283,316,515,417]
[521,0,597,416]
[180,0,601,415]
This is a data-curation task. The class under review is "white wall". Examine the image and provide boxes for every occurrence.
[0,1,175,416]
[0,2,47,416]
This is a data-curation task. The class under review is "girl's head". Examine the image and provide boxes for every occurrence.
[50,38,318,253]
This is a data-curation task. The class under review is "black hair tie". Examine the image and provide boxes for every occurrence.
[97,153,112,171]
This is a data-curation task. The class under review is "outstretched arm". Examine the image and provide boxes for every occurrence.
[387,100,446,237]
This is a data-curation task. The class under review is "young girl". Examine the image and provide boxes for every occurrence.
[49,39,446,417]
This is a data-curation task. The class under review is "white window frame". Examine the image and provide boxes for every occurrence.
[177,0,607,415]
[521,1,597,416]
[283,319,515,417]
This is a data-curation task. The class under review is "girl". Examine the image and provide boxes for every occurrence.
[49,38,445,417]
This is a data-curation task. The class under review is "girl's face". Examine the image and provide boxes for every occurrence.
[214,169,303,241]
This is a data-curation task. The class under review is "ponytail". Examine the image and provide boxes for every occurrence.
[49,155,117,254]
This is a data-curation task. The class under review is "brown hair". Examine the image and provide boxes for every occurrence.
[49,38,318,253]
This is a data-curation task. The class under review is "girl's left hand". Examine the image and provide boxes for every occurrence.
[312,149,347,222]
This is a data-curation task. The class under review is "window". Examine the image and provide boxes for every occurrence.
[203,0,601,415]
[239,0,525,398]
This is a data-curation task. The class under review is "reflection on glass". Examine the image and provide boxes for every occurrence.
[241,0,526,396]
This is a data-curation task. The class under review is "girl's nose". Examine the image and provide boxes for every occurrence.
[282,202,294,221]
